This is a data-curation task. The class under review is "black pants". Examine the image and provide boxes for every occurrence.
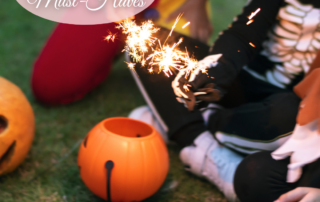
[130,29,301,152]
[234,151,320,202]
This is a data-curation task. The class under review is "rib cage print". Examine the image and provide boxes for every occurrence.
[248,0,320,88]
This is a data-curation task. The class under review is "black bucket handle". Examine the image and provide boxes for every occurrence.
[105,160,114,202]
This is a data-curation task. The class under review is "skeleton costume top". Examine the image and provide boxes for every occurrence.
[207,0,320,91]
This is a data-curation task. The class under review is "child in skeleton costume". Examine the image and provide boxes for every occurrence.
[128,0,320,201]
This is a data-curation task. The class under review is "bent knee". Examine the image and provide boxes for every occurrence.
[234,151,289,202]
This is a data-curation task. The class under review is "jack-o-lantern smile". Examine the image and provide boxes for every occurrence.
[0,141,16,170]
[0,115,8,135]
[0,115,15,170]
[0,116,7,134]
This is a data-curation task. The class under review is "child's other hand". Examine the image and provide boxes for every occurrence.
[166,0,213,43]
[275,187,320,202]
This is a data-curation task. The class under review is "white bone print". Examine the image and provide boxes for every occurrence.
[247,0,320,88]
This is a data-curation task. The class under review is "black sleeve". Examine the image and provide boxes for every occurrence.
[207,0,283,89]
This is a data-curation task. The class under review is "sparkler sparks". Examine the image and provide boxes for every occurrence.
[182,22,190,29]
[126,62,136,70]
[247,8,260,25]
[148,67,153,73]
[249,42,256,47]
[183,50,200,78]
[248,8,261,20]
[113,14,201,77]
[102,14,226,106]
[112,14,222,83]
[168,13,183,38]
[104,31,117,42]
[118,19,160,63]
[147,37,187,76]
[246,19,254,25]
[141,60,146,67]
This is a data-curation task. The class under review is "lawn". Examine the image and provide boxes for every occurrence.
[0,0,246,201]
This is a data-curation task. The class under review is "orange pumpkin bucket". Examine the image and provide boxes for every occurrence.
[78,117,169,202]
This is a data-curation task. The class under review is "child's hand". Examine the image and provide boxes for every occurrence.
[166,0,213,43]
[172,54,223,111]
[275,187,320,202]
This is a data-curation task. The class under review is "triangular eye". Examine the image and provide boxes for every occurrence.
[0,116,8,134]
[0,141,16,170]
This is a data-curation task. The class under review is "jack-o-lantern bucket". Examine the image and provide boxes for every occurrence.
[0,77,35,176]
[78,117,169,202]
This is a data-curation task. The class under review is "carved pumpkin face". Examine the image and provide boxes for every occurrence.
[78,117,169,202]
[0,77,35,175]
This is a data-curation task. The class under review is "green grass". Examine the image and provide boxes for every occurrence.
[0,0,246,201]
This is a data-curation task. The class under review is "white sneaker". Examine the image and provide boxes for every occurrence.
[128,106,168,143]
[180,131,243,202]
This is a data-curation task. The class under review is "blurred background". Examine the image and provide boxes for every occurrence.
[0,0,247,201]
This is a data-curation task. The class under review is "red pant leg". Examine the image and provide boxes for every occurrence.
[31,23,123,105]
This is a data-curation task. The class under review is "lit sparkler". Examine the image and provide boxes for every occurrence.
[113,15,210,80]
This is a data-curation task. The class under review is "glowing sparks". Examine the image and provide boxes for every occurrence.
[247,8,260,25]
[126,62,136,70]
[248,8,261,20]
[183,49,199,79]
[141,60,146,67]
[104,35,112,41]
[116,14,209,80]
[246,19,254,25]
[147,38,187,76]
[118,19,160,63]
[104,31,117,42]
[182,22,190,29]
[249,42,256,47]
[169,13,183,37]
